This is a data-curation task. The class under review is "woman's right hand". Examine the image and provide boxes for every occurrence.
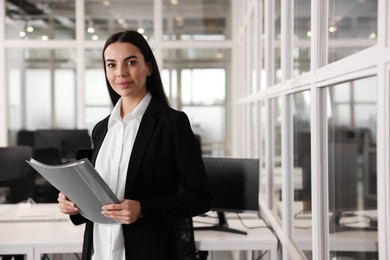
[58,192,80,215]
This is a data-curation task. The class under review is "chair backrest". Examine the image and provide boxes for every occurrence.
[33,147,62,165]
[0,146,35,203]
[17,130,35,147]
[34,129,92,162]
[0,146,33,181]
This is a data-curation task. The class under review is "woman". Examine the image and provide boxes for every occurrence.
[58,30,212,260]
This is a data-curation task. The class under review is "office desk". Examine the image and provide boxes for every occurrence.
[194,214,278,260]
[0,204,278,260]
[0,221,84,260]
[0,203,67,222]
[293,212,378,253]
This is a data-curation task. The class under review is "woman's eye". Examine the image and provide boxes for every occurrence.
[127,60,136,66]
[107,63,115,68]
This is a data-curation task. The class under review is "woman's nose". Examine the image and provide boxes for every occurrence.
[117,65,127,77]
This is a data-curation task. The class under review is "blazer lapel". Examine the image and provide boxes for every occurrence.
[91,116,110,166]
[125,97,162,196]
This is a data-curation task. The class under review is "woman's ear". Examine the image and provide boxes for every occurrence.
[147,63,152,76]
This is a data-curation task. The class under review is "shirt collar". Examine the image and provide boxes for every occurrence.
[108,92,152,128]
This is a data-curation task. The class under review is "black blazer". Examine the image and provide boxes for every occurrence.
[71,97,212,260]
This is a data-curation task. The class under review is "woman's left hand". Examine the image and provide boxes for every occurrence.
[101,199,142,224]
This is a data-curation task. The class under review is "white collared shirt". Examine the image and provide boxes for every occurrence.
[92,92,152,260]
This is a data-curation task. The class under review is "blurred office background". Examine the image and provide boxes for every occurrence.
[0,0,389,259]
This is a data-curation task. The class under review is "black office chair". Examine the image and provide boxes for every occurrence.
[0,146,35,203]
[176,217,208,260]
[32,147,62,203]
[16,130,35,147]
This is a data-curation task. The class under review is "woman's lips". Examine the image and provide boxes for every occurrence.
[117,81,131,88]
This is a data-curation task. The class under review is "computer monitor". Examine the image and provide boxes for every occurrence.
[34,129,92,162]
[196,156,260,235]
[301,140,376,232]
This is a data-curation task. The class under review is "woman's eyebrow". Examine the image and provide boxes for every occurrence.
[105,55,138,63]
[124,55,138,60]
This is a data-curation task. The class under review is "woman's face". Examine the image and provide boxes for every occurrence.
[104,42,151,100]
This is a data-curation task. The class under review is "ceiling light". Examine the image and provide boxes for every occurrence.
[26,20,34,32]
[328,25,337,33]
[369,32,376,39]
[176,16,184,27]
[137,28,145,34]
[92,35,99,41]
[307,30,312,37]
[117,18,125,25]
[19,31,26,37]
[87,19,95,33]
[170,0,179,5]
[216,52,223,59]
[102,0,110,6]
[41,35,48,41]
[87,27,95,33]
[26,26,34,32]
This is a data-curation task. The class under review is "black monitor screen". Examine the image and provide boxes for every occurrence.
[197,156,260,235]
[34,129,92,162]
[203,156,260,213]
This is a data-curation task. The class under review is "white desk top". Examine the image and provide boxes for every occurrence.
[0,204,278,253]
[0,221,84,248]
[193,213,277,251]
[0,203,68,222]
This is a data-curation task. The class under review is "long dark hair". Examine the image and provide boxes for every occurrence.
[102,30,169,107]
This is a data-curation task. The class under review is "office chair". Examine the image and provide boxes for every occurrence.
[176,217,208,260]
[16,130,35,147]
[32,147,62,203]
[0,146,35,203]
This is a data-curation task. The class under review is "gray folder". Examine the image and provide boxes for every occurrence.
[26,158,120,224]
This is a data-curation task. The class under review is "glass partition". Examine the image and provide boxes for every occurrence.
[260,101,267,200]
[163,48,230,155]
[327,76,378,258]
[293,0,311,77]
[274,0,281,84]
[328,0,378,63]
[7,48,76,145]
[85,0,154,41]
[5,0,76,40]
[162,0,231,41]
[272,97,283,219]
[291,90,312,259]
[259,0,267,90]
[84,49,111,133]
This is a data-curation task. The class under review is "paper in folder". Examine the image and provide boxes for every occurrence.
[26,158,120,224]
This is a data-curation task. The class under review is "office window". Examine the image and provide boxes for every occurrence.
[259,101,267,200]
[293,0,311,77]
[84,49,111,133]
[181,69,225,106]
[328,0,378,63]
[85,0,154,41]
[291,90,312,259]
[163,49,229,155]
[6,48,76,145]
[272,97,283,219]
[249,12,257,94]
[259,0,267,90]
[274,0,282,84]
[181,68,226,155]
[327,76,378,258]
[162,0,231,41]
[5,0,76,40]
